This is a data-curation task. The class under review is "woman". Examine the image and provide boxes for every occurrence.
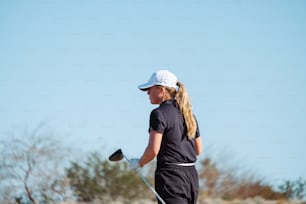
[129,70,202,204]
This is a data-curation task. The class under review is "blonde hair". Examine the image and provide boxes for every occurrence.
[167,81,197,140]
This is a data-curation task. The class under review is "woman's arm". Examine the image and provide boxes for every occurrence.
[195,137,202,156]
[139,129,162,167]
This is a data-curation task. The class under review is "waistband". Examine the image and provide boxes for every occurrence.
[157,162,195,169]
[168,162,195,166]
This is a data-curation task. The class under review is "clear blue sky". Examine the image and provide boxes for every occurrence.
[1,0,305,187]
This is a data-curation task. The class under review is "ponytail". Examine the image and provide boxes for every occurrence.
[175,82,197,140]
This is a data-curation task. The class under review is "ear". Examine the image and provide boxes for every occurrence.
[159,86,166,95]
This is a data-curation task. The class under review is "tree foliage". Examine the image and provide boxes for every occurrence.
[279,177,306,200]
[66,152,152,203]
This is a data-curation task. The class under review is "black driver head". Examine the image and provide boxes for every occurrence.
[108,149,124,161]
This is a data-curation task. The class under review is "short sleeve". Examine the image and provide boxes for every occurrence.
[149,109,166,133]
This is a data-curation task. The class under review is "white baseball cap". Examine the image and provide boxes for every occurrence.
[138,70,178,91]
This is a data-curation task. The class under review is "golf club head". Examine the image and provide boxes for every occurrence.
[108,149,124,161]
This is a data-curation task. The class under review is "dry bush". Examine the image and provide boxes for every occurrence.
[198,152,287,201]
[221,180,286,200]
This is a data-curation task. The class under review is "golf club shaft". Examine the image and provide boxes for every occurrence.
[123,155,166,204]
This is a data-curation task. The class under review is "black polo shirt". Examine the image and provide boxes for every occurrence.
[149,99,200,165]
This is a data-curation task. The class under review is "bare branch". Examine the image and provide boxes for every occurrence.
[0,123,72,203]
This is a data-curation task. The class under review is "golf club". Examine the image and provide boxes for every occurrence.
[109,149,166,204]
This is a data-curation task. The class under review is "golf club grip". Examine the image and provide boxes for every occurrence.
[123,155,166,204]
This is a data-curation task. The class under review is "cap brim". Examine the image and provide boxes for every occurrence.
[138,83,154,91]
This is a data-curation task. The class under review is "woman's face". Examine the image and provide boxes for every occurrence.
[147,86,164,104]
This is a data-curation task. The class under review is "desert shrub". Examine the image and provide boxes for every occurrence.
[66,152,151,203]
[198,156,286,201]
[221,180,286,200]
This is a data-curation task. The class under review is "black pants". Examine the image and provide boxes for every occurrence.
[155,164,199,204]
